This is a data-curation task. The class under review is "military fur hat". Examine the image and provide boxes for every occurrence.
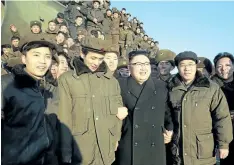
[213,52,234,67]
[81,37,110,54]
[117,58,129,69]
[175,51,198,66]
[112,7,120,14]
[30,20,42,28]
[155,49,176,66]
[20,37,59,62]
[197,57,213,74]
[105,43,119,55]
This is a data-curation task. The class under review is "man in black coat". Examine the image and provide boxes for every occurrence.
[1,39,59,165]
[211,52,234,165]
[115,50,173,165]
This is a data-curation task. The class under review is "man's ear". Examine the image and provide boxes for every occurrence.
[80,52,85,59]
[21,54,26,64]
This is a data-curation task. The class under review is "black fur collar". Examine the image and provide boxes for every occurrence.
[72,56,110,77]
[11,64,40,88]
[168,71,210,89]
[211,73,234,87]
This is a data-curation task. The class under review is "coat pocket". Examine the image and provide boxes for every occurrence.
[108,125,117,156]
[71,96,90,135]
[196,133,215,159]
[105,96,119,115]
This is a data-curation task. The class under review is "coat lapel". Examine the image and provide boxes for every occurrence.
[127,76,142,99]
[127,77,156,103]
[137,77,156,104]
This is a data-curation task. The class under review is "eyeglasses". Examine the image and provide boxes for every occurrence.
[130,62,150,67]
[179,64,196,68]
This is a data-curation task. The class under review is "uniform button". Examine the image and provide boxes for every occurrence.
[184,125,186,128]
[152,125,155,128]
[151,143,155,147]
[135,124,139,129]
[151,106,155,110]
[95,117,99,120]
[134,142,138,146]
[184,153,187,156]
[128,91,131,94]
[92,95,95,98]
[154,91,157,94]
[135,107,139,110]
[184,98,186,101]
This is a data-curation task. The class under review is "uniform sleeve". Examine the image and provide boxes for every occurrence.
[96,11,104,23]
[86,11,94,22]
[113,79,123,142]
[210,86,233,149]
[57,75,73,163]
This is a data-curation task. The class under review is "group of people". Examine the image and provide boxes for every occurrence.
[1,0,234,165]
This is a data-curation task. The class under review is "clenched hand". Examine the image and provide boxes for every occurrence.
[164,130,173,144]
[116,107,128,120]
[219,149,229,159]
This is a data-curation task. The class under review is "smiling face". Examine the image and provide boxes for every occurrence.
[57,55,69,78]
[129,55,151,84]
[215,57,234,79]
[178,59,197,84]
[31,25,41,34]
[22,47,52,79]
[48,22,56,31]
[158,61,174,76]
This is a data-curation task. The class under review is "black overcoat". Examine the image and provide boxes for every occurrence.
[115,76,173,165]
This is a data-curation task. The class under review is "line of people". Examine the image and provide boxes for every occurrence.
[1,0,234,165]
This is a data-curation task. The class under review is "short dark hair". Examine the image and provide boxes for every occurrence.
[214,52,234,67]
[90,30,99,38]
[128,50,149,62]
[57,12,64,19]
[57,31,68,39]
[11,36,20,41]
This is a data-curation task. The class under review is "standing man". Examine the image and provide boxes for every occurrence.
[115,50,173,165]
[197,57,214,77]
[86,0,104,34]
[110,8,120,52]
[155,49,176,82]
[11,36,20,52]
[211,52,234,165]
[2,39,59,165]
[168,51,233,165]
[57,37,128,165]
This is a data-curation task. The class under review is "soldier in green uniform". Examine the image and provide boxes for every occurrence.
[155,49,176,82]
[119,22,132,59]
[58,37,128,165]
